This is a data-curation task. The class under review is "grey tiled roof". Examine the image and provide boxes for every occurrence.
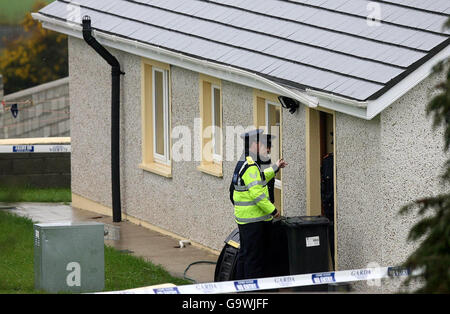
[39,0,450,101]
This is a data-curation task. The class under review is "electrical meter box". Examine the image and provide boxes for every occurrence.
[34,222,105,293]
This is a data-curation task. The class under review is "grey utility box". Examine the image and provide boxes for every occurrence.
[34,222,105,293]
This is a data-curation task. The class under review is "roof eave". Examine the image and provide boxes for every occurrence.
[308,43,450,120]
[365,43,450,120]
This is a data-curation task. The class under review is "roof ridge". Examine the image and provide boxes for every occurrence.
[195,0,429,53]
[123,0,407,69]
[57,0,387,85]
[277,0,449,36]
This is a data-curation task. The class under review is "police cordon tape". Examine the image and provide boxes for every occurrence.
[97,266,417,294]
[0,144,71,153]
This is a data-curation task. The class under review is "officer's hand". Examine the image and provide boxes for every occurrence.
[276,158,288,169]
[273,209,281,219]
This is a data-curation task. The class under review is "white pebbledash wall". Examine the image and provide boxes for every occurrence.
[335,70,448,292]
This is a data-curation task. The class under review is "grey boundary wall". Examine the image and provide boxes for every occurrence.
[0,152,70,188]
[0,76,71,188]
[0,76,70,139]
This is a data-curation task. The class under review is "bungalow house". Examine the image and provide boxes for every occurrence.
[33,0,449,292]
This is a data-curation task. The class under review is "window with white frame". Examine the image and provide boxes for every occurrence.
[266,100,281,184]
[211,85,222,162]
[152,67,170,165]
[254,90,283,211]
[198,74,223,177]
[140,59,172,177]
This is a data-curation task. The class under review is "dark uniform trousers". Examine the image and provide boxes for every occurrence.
[236,220,272,280]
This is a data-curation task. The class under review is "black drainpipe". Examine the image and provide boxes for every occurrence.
[82,16,124,223]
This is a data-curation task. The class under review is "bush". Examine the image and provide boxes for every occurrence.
[0,0,67,95]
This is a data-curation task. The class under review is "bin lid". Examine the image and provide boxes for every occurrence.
[281,216,330,227]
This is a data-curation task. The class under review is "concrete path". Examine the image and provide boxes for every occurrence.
[1,202,219,286]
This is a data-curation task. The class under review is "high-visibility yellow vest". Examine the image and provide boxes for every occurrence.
[233,156,278,224]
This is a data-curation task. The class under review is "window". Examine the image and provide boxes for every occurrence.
[140,58,172,177]
[266,100,282,196]
[211,85,222,162]
[152,68,170,165]
[254,90,283,212]
[198,74,223,177]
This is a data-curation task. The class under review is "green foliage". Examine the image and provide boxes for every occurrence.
[0,0,67,94]
[0,0,53,25]
[0,211,35,293]
[104,246,190,291]
[0,185,72,203]
[399,18,450,294]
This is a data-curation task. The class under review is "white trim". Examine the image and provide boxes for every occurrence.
[0,137,70,145]
[309,44,450,120]
[265,100,281,132]
[31,13,319,108]
[365,44,450,120]
[306,89,368,108]
[314,95,368,119]
[265,100,282,191]
[265,100,281,157]
[211,84,222,163]
[274,179,282,190]
[152,67,170,165]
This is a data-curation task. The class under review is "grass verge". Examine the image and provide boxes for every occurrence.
[0,185,71,203]
[0,211,190,293]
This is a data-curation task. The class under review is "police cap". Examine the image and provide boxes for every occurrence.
[240,129,277,147]
[240,129,264,145]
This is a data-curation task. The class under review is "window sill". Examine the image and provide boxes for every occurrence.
[197,162,223,178]
[139,162,172,178]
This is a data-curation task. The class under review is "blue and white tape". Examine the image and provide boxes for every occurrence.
[98,266,413,294]
[0,145,71,153]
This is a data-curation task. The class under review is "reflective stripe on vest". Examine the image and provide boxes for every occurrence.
[234,180,268,191]
[236,160,249,186]
[235,214,273,223]
[233,193,267,206]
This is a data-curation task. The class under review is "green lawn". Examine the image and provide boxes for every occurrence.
[0,211,190,293]
[0,0,54,25]
[0,186,72,203]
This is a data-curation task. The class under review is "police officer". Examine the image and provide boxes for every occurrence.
[231,129,287,280]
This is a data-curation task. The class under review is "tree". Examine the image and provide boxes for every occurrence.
[0,1,67,95]
[399,19,450,293]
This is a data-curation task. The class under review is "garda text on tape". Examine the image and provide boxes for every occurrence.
[97,266,413,294]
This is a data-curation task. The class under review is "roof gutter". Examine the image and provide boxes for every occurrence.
[31,13,319,109]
